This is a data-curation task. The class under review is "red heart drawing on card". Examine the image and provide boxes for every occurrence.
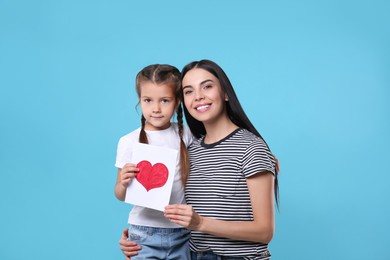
[135,160,169,192]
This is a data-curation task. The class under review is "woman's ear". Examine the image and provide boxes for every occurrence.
[224,93,229,101]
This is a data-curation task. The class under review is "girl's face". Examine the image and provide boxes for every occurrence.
[182,68,228,124]
[139,81,177,131]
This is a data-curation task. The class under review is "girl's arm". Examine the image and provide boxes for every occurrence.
[114,164,139,201]
[164,172,275,243]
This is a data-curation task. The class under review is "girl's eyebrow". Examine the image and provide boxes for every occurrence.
[183,79,214,89]
[141,95,174,99]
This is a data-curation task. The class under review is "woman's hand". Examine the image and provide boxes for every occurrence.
[164,204,203,230]
[119,228,141,260]
[166,173,274,243]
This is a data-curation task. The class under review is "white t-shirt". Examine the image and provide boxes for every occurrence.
[115,123,193,228]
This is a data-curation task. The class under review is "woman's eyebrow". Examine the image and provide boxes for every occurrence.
[200,79,213,85]
[183,79,214,89]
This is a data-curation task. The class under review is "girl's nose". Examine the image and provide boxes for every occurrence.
[153,104,161,113]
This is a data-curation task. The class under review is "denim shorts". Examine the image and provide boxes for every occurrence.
[128,225,191,260]
[190,251,245,260]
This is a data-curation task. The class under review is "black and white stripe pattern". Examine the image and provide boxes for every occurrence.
[185,128,275,259]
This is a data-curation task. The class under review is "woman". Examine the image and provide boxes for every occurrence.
[120,60,278,260]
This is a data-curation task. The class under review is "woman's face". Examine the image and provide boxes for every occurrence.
[182,68,228,124]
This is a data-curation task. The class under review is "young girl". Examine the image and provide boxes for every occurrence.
[120,60,279,260]
[114,64,193,259]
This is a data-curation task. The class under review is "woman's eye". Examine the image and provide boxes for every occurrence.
[203,85,212,90]
[184,90,192,95]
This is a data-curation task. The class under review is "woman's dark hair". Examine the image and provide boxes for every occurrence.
[136,64,189,185]
[181,59,279,207]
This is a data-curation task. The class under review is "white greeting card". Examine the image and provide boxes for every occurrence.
[125,143,178,211]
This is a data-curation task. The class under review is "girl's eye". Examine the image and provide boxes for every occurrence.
[161,99,170,104]
[143,98,151,103]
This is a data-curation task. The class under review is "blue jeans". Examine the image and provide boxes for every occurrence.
[191,251,245,260]
[128,225,190,260]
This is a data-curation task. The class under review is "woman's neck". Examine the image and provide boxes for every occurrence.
[203,116,238,144]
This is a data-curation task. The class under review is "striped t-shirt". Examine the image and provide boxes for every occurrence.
[185,128,275,260]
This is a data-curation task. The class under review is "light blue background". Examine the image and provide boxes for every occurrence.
[1,0,389,259]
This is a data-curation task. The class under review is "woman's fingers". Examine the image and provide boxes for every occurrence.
[165,204,191,212]
[119,228,141,257]
[164,204,201,229]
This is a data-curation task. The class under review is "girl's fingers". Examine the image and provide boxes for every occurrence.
[123,164,139,171]
[121,168,139,178]
[122,172,137,179]
[123,163,137,168]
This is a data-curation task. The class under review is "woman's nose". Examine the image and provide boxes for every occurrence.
[194,90,204,101]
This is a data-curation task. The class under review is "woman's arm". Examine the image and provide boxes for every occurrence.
[114,164,139,201]
[119,228,141,259]
[164,172,275,243]
[274,155,280,174]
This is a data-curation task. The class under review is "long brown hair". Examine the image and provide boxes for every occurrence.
[181,60,279,207]
[135,64,190,186]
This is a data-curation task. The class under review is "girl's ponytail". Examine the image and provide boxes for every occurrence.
[176,105,190,186]
[139,115,148,144]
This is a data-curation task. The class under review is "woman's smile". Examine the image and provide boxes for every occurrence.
[194,103,211,112]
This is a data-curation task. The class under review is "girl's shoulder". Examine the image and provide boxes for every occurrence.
[118,127,141,144]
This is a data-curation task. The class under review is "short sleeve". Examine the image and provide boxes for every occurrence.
[183,125,194,147]
[114,137,133,169]
[242,138,275,178]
